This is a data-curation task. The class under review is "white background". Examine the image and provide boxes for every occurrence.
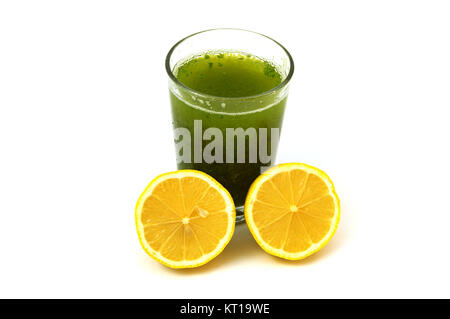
[1,0,449,299]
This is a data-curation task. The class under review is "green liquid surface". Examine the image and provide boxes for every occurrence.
[175,52,282,97]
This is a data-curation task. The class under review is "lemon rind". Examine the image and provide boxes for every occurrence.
[245,163,340,260]
[135,170,236,269]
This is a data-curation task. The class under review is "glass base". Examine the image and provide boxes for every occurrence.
[235,205,245,224]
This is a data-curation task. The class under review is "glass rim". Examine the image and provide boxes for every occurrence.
[165,28,295,101]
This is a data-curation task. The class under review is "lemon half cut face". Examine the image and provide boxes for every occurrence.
[245,163,340,260]
[135,170,235,268]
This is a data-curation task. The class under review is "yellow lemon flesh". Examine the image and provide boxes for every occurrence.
[135,170,235,268]
[245,163,340,260]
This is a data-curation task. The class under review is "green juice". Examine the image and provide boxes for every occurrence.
[169,51,288,212]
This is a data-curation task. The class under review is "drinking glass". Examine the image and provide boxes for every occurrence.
[166,28,294,223]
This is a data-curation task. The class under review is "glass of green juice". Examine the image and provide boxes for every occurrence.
[166,28,294,223]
